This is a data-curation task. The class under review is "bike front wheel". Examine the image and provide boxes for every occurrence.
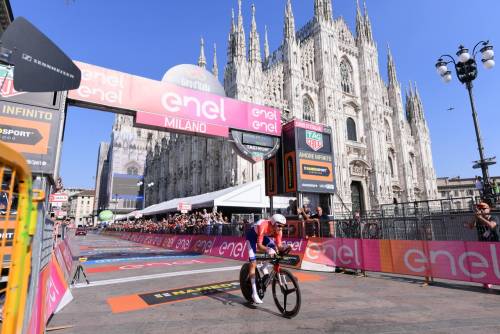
[272,269,301,318]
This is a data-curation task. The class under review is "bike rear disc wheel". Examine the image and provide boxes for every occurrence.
[272,269,301,318]
[239,263,253,302]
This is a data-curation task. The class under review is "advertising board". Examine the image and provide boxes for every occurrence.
[0,65,65,175]
[68,61,281,138]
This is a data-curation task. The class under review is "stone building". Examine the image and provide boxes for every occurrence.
[143,0,438,212]
[94,115,165,214]
[69,190,95,226]
[436,176,500,211]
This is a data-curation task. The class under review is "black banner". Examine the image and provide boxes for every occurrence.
[139,281,240,306]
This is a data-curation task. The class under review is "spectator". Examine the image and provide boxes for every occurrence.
[466,201,498,289]
[310,206,335,238]
[475,176,483,193]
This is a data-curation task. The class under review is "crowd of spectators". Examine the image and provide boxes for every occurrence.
[107,209,249,236]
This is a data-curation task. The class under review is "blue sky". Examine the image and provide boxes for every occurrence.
[10,0,500,189]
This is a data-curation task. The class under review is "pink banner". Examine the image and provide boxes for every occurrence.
[45,256,69,321]
[142,234,166,247]
[302,238,380,271]
[69,62,281,138]
[188,236,217,255]
[106,232,500,285]
[209,236,248,261]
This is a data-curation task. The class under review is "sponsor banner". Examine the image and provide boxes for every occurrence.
[28,264,49,334]
[120,232,132,240]
[68,61,281,138]
[49,192,68,203]
[172,235,195,252]
[209,236,248,261]
[302,238,380,272]
[0,64,62,109]
[177,202,192,212]
[87,257,225,274]
[142,234,165,247]
[282,237,308,267]
[28,254,73,334]
[51,239,73,283]
[189,235,217,255]
[384,240,500,284]
[139,281,240,306]
[230,129,281,162]
[46,255,72,318]
[0,99,63,175]
[301,238,500,285]
[107,281,241,313]
[160,234,179,249]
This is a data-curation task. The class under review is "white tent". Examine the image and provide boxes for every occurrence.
[140,179,292,216]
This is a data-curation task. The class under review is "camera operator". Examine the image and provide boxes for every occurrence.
[466,202,498,289]
[467,202,499,242]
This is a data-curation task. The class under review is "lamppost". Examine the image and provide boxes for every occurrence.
[137,181,154,209]
[435,41,496,205]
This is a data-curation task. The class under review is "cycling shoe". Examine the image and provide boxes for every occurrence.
[252,292,263,304]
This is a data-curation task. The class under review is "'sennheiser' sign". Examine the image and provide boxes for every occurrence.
[68,62,281,138]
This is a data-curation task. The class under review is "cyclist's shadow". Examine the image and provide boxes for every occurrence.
[206,292,283,317]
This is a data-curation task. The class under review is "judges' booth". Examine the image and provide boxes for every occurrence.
[265,120,336,238]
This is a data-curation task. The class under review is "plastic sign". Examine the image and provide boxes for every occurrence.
[177,203,192,213]
[0,17,81,92]
[68,62,281,138]
[49,192,69,203]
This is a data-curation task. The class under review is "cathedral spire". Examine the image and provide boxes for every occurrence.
[226,8,235,62]
[363,0,374,44]
[314,0,323,21]
[235,0,247,60]
[264,25,270,60]
[324,0,333,21]
[212,43,218,78]
[355,0,364,42]
[413,82,424,119]
[249,3,261,64]
[314,0,331,22]
[387,44,398,86]
[198,37,206,69]
[284,0,296,42]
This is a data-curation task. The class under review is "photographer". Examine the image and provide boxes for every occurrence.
[466,202,498,289]
[467,202,499,242]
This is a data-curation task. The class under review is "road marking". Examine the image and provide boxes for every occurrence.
[84,254,195,265]
[73,265,242,288]
[86,258,226,274]
[108,280,241,313]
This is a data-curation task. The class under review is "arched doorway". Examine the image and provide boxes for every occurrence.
[351,181,364,214]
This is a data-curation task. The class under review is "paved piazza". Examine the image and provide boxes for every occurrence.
[49,232,500,334]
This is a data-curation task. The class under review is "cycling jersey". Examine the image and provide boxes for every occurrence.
[245,219,283,262]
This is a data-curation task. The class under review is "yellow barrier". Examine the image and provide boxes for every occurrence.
[0,141,42,333]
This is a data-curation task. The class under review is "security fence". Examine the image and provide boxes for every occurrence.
[379,197,482,218]
[332,212,494,241]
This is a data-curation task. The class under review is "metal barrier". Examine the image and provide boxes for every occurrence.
[333,212,488,241]
[107,211,493,242]
[0,142,42,334]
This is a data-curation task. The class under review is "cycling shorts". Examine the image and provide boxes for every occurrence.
[245,228,276,262]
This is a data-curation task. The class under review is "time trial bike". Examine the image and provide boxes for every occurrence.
[239,248,301,318]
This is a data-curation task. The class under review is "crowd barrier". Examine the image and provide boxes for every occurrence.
[104,231,500,286]
[28,237,74,334]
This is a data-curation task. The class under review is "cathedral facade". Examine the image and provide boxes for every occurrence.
[141,0,438,213]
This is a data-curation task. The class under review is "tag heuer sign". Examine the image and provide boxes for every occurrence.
[305,130,323,151]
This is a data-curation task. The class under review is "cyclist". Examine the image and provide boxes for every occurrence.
[245,213,289,304]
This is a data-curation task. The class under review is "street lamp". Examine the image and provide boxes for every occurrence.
[137,181,155,209]
[435,40,496,205]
